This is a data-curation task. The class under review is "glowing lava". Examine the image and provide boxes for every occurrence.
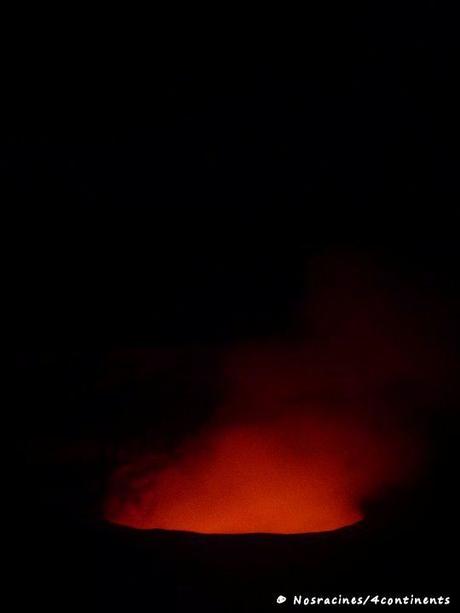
[104,253,438,534]
[105,414,417,533]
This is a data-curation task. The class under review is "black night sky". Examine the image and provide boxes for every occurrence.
[7,9,460,612]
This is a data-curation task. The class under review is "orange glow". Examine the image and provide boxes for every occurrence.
[105,414,418,533]
[104,253,437,534]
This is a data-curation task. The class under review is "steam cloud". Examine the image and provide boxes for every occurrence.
[105,251,454,533]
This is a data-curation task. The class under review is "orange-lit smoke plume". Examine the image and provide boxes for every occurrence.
[105,252,451,533]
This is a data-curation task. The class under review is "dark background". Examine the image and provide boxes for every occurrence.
[7,8,460,612]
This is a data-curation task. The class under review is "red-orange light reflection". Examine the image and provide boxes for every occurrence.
[105,415,416,534]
